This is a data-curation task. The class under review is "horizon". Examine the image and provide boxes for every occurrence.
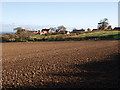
[1,2,118,32]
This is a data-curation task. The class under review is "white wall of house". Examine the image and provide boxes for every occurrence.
[67,31,70,34]
[48,29,52,33]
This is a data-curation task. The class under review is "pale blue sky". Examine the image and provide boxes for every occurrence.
[1,2,118,32]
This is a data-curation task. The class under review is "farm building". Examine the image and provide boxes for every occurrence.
[42,29,51,33]
[92,29,98,31]
[33,31,38,34]
[40,29,52,35]
[72,29,85,33]
[114,27,120,31]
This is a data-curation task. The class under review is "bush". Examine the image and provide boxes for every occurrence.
[2,35,10,42]
[1,33,33,42]
[56,36,65,41]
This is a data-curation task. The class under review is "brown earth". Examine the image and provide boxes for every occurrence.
[2,41,120,88]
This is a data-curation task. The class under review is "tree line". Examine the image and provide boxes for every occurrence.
[1,18,113,42]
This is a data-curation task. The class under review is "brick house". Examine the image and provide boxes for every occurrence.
[40,29,52,35]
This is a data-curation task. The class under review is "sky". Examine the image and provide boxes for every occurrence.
[1,2,118,32]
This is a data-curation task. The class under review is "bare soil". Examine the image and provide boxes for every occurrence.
[2,41,120,88]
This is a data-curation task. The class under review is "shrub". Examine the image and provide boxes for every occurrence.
[2,35,10,42]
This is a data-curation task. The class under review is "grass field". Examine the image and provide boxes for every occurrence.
[36,31,120,40]
[77,31,119,37]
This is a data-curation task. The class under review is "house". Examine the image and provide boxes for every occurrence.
[72,29,85,33]
[40,29,52,35]
[41,29,52,34]
[22,30,41,35]
[92,29,98,31]
[66,31,70,34]
[92,29,103,32]
[114,27,120,31]
[40,32,44,35]
[64,31,70,34]
[33,31,38,34]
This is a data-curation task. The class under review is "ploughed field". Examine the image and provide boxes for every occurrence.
[2,41,119,88]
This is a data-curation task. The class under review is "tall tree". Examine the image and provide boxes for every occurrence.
[49,27,56,32]
[13,27,35,41]
[14,27,25,34]
[107,25,112,30]
[98,18,109,30]
[87,28,91,31]
[57,25,66,34]
[58,25,66,31]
